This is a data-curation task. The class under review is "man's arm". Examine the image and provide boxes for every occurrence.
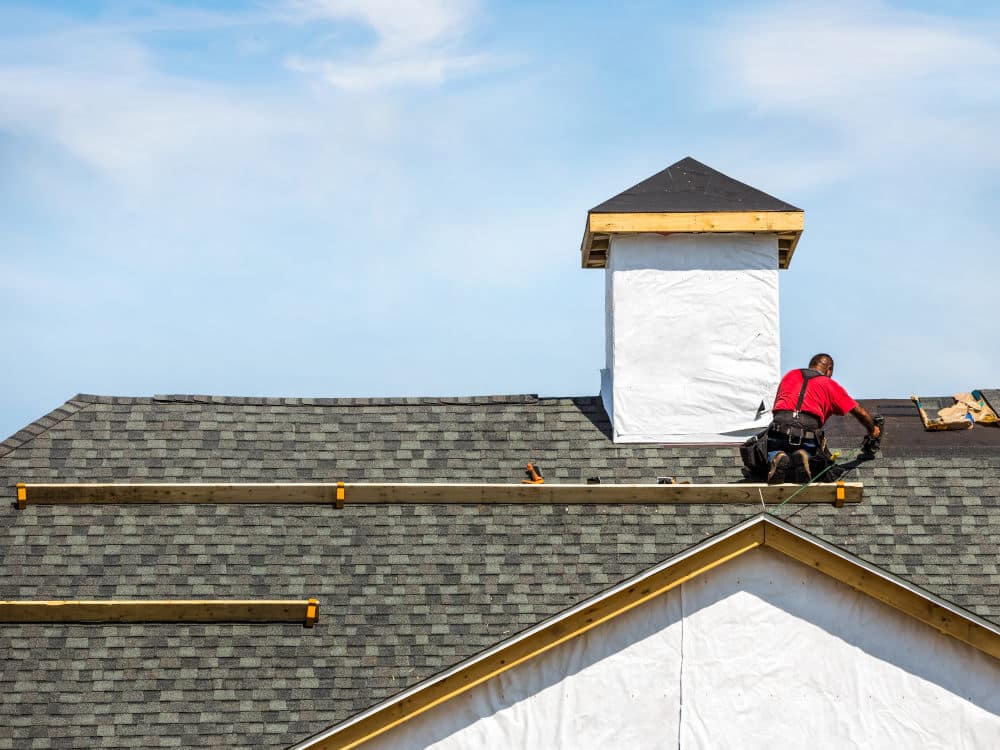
[850,405,881,438]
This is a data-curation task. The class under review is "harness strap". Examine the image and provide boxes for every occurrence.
[793,368,822,419]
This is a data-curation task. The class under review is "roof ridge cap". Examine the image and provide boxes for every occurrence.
[0,395,95,460]
[151,394,543,406]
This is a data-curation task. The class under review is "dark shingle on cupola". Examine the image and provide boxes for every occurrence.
[581,157,805,269]
[591,157,801,213]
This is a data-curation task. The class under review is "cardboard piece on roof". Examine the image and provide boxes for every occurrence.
[911,392,999,431]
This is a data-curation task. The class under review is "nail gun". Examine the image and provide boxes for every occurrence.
[860,416,885,460]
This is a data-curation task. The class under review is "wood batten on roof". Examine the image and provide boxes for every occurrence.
[581,157,804,269]
[16,481,863,506]
[291,515,1000,750]
[0,599,320,626]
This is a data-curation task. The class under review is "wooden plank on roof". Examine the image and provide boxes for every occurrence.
[17,482,863,506]
[0,599,319,625]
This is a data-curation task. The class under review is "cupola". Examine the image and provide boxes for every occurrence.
[584,157,804,443]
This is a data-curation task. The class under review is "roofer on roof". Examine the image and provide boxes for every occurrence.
[762,353,881,484]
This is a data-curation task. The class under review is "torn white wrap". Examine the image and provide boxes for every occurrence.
[602,233,780,443]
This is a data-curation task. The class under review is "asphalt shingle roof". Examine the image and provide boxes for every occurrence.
[2,393,999,748]
[589,156,802,214]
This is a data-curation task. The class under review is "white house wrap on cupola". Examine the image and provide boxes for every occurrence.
[582,157,805,444]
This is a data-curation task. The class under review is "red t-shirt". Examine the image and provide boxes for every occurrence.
[772,369,857,425]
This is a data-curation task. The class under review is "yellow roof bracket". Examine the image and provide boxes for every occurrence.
[835,481,846,508]
[16,483,27,510]
[305,598,320,628]
[335,482,345,509]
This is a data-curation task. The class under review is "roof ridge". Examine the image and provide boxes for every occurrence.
[0,394,96,460]
[151,394,544,406]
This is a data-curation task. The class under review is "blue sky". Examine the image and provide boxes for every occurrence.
[2,0,1000,438]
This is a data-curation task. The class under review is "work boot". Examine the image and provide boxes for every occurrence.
[790,450,812,483]
[767,453,790,484]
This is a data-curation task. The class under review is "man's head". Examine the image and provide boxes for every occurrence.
[809,353,834,376]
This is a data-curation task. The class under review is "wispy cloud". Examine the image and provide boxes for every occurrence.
[285,0,493,89]
[291,0,478,53]
[285,50,490,89]
[0,2,534,279]
[0,2,498,201]
[0,64,297,192]
[0,12,413,223]
[703,1,1000,186]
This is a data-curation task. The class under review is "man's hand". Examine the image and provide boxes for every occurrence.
[851,405,880,437]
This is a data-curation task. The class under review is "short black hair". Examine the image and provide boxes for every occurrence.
[809,353,834,369]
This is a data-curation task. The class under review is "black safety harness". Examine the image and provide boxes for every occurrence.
[768,368,825,446]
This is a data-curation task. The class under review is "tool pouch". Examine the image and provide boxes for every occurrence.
[740,428,770,481]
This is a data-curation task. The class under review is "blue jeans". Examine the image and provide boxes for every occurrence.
[767,436,817,461]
